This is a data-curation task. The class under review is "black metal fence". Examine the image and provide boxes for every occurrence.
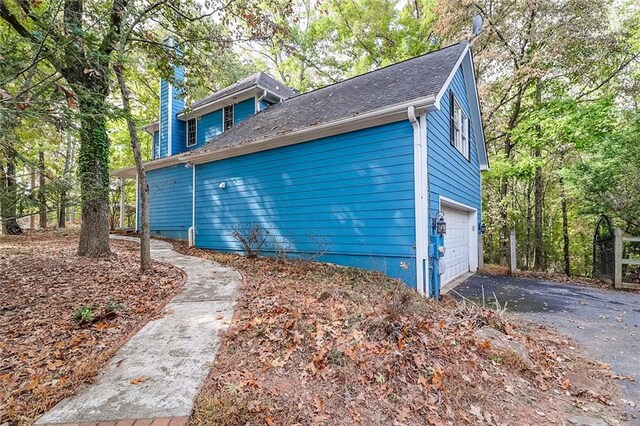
[593,215,615,279]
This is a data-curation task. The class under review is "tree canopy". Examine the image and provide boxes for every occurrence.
[1,0,639,276]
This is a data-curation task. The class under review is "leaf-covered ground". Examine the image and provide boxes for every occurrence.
[172,242,627,426]
[0,230,185,425]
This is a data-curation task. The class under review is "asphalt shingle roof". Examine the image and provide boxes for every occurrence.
[191,42,468,155]
[189,72,297,110]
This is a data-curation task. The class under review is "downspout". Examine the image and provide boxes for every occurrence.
[420,113,430,297]
[257,90,268,111]
[188,164,195,247]
[408,106,426,295]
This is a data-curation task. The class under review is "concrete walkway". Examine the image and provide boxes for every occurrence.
[36,236,241,425]
[453,274,640,419]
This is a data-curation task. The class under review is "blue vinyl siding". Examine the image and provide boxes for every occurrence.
[194,121,418,287]
[427,67,482,228]
[159,80,169,158]
[234,98,255,124]
[169,67,185,156]
[158,66,186,158]
[185,97,257,151]
[192,110,223,150]
[147,164,192,239]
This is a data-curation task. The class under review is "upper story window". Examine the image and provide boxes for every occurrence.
[186,118,197,147]
[450,93,469,160]
[223,105,234,131]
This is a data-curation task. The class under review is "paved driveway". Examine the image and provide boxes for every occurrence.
[453,274,640,415]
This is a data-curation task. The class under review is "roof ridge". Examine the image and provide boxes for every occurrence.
[286,42,467,101]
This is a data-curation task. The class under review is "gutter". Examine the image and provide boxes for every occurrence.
[408,106,428,295]
[112,95,438,196]
[178,86,264,120]
[110,156,181,178]
[182,95,437,165]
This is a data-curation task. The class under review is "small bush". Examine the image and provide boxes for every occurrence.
[73,305,96,324]
[105,298,122,313]
[231,224,270,258]
[326,348,346,366]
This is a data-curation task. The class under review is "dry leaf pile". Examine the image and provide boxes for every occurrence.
[173,242,626,426]
[0,231,185,425]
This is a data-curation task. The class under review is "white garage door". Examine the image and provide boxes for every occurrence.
[441,206,470,285]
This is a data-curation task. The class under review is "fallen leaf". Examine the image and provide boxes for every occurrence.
[130,376,150,385]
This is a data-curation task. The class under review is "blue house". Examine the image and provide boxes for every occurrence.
[112,42,488,297]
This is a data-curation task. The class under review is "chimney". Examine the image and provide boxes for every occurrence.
[158,38,185,158]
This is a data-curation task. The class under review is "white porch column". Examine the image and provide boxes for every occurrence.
[119,177,126,229]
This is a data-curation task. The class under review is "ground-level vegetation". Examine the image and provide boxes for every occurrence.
[0,230,185,425]
[172,242,626,426]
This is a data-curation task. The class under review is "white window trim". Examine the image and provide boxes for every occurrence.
[186,118,197,147]
[452,97,470,160]
[223,104,234,132]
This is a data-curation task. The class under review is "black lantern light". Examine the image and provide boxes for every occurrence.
[432,211,446,235]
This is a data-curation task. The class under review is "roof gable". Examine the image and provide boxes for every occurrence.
[192,43,470,156]
[187,72,296,111]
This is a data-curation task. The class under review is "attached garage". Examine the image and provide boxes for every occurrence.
[440,200,479,286]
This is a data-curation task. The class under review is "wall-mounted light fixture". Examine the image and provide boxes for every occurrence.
[184,162,193,168]
[218,182,226,189]
[431,211,446,235]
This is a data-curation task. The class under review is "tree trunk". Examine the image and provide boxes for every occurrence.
[525,182,532,269]
[38,151,47,229]
[533,155,544,269]
[58,193,66,228]
[58,132,74,228]
[30,168,35,229]
[559,176,571,275]
[115,63,152,273]
[498,179,509,266]
[533,79,544,271]
[0,161,6,235]
[498,86,525,266]
[76,89,111,256]
[1,154,23,235]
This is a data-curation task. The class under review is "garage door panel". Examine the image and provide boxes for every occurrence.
[441,206,470,285]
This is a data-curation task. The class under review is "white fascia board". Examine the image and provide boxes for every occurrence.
[177,87,260,120]
[433,43,489,171]
[182,96,437,165]
[110,156,181,178]
[433,43,470,110]
[141,121,159,134]
[463,50,489,170]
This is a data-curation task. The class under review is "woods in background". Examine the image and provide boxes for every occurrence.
[1,0,639,276]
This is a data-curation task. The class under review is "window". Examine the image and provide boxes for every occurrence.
[186,118,197,147]
[223,105,234,131]
[450,93,470,160]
